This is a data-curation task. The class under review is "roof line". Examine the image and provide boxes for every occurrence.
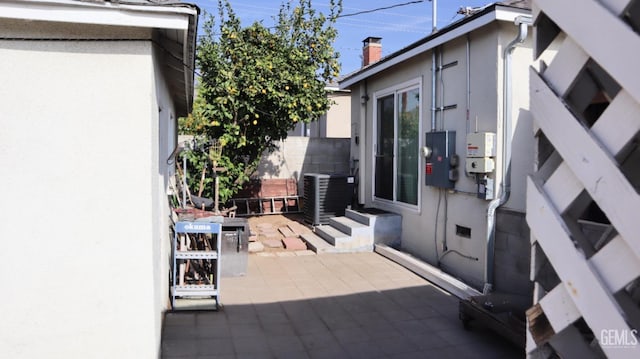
[339,3,530,89]
[0,0,198,30]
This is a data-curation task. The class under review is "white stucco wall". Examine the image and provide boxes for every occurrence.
[0,32,172,358]
[349,20,536,290]
[152,43,178,351]
[323,92,352,138]
[288,91,351,138]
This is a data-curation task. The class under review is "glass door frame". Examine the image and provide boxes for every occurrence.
[371,77,423,212]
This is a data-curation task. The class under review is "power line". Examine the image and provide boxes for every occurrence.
[338,0,427,18]
[337,21,427,34]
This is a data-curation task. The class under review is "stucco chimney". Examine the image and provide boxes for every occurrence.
[362,37,382,67]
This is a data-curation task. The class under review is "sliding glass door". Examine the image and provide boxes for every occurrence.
[375,94,394,201]
[374,83,420,207]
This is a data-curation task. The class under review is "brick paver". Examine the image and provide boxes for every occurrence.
[162,252,522,358]
[282,237,307,251]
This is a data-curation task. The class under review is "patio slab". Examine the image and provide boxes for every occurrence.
[162,252,522,358]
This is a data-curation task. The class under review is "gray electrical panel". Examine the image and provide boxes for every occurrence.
[425,131,457,188]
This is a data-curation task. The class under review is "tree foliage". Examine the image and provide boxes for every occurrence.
[180,0,342,202]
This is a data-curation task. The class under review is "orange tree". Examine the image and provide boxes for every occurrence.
[181,0,342,202]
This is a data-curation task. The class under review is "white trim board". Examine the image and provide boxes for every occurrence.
[0,0,196,30]
[375,244,482,299]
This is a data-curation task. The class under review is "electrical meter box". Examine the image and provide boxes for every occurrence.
[425,131,456,188]
[466,157,495,173]
[466,132,496,158]
[466,132,496,174]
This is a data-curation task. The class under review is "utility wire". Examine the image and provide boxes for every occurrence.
[198,0,432,37]
[338,0,426,18]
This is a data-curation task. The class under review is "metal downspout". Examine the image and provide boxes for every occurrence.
[484,16,530,294]
[431,50,437,131]
[430,0,437,131]
[466,34,471,135]
[359,80,368,205]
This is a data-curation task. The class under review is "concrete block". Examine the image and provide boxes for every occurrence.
[287,222,311,236]
[329,217,370,237]
[276,251,296,257]
[278,226,297,238]
[494,251,519,272]
[283,237,307,251]
[508,233,531,256]
[500,271,533,297]
[249,241,264,253]
[315,225,350,247]
[294,250,316,256]
[260,229,279,236]
[300,232,337,254]
[496,209,525,236]
[257,252,276,257]
[262,239,284,248]
[514,255,531,275]
[494,232,510,251]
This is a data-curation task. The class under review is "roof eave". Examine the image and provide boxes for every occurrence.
[0,0,196,30]
[181,5,199,117]
[339,4,530,89]
[0,0,199,116]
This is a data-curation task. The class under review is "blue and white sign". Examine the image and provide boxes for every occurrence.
[175,221,222,234]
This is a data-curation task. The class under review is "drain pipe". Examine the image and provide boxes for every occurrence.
[431,49,437,131]
[430,0,438,131]
[483,16,531,294]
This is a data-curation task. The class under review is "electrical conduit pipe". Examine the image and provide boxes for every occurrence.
[484,15,531,294]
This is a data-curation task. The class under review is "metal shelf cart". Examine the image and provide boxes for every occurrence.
[171,221,222,310]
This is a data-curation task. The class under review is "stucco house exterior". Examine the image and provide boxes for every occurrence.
[288,85,351,138]
[339,1,542,297]
[256,84,352,198]
[0,0,197,357]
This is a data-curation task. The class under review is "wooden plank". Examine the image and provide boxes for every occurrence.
[535,151,563,183]
[536,0,640,103]
[538,284,580,333]
[531,68,640,260]
[375,244,482,300]
[526,177,635,359]
[526,303,555,345]
[590,235,640,293]
[599,0,631,14]
[543,37,588,97]
[543,162,582,213]
[591,90,640,155]
[539,93,639,215]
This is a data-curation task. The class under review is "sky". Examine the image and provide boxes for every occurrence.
[189,0,494,76]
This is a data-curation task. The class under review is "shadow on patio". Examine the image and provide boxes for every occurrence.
[162,253,522,359]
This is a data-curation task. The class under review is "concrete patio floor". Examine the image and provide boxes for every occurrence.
[162,252,522,358]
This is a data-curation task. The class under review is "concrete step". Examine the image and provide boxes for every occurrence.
[329,216,370,237]
[345,208,402,248]
[345,208,374,226]
[300,232,338,254]
[315,225,350,247]
[300,232,372,253]
[315,225,373,252]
